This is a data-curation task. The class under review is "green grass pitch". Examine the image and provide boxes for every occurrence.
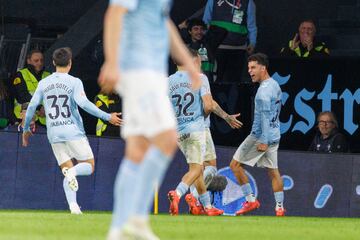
[0,210,359,240]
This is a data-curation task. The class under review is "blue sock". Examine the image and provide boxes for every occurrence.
[189,185,198,199]
[241,183,255,202]
[133,146,172,216]
[110,158,140,229]
[63,178,76,207]
[70,162,92,176]
[199,192,211,209]
[274,191,284,208]
[176,182,189,198]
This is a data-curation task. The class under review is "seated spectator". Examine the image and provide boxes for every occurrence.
[280,20,330,58]
[94,92,122,137]
[178,18,227,82]
[308,111,349,153]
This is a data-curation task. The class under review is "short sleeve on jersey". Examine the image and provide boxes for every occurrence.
[200,74,211,97]
[110,0,138,11]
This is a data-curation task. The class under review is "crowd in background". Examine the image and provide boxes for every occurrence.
[0,0,348,153]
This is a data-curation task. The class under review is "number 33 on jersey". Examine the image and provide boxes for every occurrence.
[25,72,111,143]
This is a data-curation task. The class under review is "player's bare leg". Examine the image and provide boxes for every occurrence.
[230,159,249,184]
[187,172,223,216]
[230,159,260,215]
[168,163,202,215]
[188,159,218,212]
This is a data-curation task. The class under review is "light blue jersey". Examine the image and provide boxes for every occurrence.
[200,74,212,128]
[169,71,207,135]
[110,0,171,74]
[251,78,282,144]
[24,73,111,143]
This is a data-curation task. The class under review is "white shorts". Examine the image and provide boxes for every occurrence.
[116,70,177,139]
[204,128,216,162]
[178,131,205,165]
[233,135,279,169]
[51,138,94,166]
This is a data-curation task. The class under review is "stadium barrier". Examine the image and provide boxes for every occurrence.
[0,131,359,217]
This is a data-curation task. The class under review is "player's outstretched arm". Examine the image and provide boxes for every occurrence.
[98,5,127,94]
[167,19,201,90]
[74,80,114,123]
[109,112,123,126]
[202,94,214,117]
[212,100,243,129]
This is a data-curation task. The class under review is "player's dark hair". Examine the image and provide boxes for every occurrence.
[187,18,206,32]
[52,47,72,67]
[248,53,269,69]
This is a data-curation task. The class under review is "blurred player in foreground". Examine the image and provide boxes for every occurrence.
[98,0,201,239]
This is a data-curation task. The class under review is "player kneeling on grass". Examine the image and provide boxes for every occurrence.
[167,49,223,216]
[229,53,286,217]
[22,47,121,214]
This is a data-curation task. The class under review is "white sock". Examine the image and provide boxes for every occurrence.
[63,178,76,207]
[245,194,256,202]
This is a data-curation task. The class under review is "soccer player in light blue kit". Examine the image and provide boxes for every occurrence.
[167,49,223,216]
[98,0,201,239]
[185,69,243,215]
[229,53,286,216]
[22,47,121,214]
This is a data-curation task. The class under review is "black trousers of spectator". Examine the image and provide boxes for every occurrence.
[215,49,247,83]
